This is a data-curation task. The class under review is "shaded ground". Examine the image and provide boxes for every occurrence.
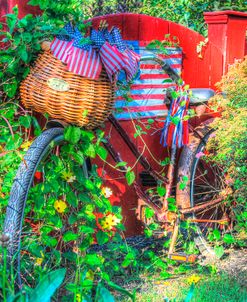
[217,249,247,286]
[115,248,247,302]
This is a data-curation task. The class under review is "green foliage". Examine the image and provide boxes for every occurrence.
[85,0,247,35]
[31,269,66,302]
[0,2,88,103]
[208,57,247,243]
[139,0,246,35]
[0,2,135,301]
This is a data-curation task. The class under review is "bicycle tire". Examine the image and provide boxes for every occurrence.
[4,127,66,285]
[176,120,233,259]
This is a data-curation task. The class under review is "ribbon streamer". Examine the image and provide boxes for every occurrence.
[50,23,140,82]
[160,89,189,148]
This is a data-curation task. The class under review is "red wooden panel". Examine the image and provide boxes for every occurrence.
[7,0,41,18]
[226,17,247,67]
[0,1,8,19]
[92,14,124,32]
[208,43,223,87]
[169,21,210,87]
[122,13,140,40]
[138,15,169,41]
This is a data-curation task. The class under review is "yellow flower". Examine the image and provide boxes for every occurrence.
[35,257,43,266]
[54,200,67,213]
[20,140,32,151]
[61,171,76,183]
[86,269,94,281]
[187,274,201,285]
[101,187,113,198]
[76,293,81,302]
[35,252,44,266]
[101,213,121,230]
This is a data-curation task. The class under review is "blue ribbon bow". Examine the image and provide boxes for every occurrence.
[90,27,127,52]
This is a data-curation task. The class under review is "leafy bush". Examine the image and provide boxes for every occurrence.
[85,0,247,35]
[208,57,247,241]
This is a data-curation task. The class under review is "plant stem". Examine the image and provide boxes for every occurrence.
[3,247,7,302]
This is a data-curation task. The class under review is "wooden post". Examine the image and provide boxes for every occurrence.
[204,10,247,73]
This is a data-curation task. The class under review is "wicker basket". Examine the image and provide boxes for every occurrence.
[20,51,115,129]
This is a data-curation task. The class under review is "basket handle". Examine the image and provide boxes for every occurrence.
[140,54,182,85]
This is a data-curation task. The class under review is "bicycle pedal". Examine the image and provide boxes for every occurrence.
[168,253,197,263]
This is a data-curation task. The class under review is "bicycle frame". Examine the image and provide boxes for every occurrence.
[104,114,224,213]
[98,54,225,254]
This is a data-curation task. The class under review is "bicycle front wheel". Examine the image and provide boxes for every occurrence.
[176,120,235,259]
[3,127,90,287]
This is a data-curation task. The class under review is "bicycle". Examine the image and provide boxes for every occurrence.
[2,53,233,288]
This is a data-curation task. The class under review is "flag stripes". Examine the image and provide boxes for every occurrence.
[114,41,182,120]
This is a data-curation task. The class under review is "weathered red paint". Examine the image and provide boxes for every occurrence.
[1,2,247,236]
[204,10,247,73]
[1,0,41,18]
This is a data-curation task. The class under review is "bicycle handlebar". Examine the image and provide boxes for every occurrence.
[139,54,182,85]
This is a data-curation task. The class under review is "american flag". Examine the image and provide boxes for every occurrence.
[50,23,74,64]
[51,26,103,79]
[99,41,127,82]
[114,41,182,120]
[67,46,102,79]
[50,39,73,64]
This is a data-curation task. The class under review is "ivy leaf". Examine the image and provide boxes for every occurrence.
[84,144,96,158]
[96,146,108,160]
[64,126,81,144]
[79,225,95,234]
[144,229,153,238]
[85,254,102,267]
[3,79,18,98]
[223,234,235,244]
[19,115,32,128]
[126,170,135,185]
[19,45,28,63]
[145,207,155,219]
[96,231,109,245]
[115,161,127,168]
[170,116,181,126]
[157,186,166,197]
[213,229,221,240]
[214,245,224,259]
[6,14,17,34]
[63,231,79,243]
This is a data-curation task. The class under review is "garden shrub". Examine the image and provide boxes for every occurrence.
[86,0,247,35]
[208,57,247,243]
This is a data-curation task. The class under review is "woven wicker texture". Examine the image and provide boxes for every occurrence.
[20,51,115,129]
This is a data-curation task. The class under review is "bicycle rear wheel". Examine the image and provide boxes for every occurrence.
[176,121,235,259]
[3,127,90,288]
